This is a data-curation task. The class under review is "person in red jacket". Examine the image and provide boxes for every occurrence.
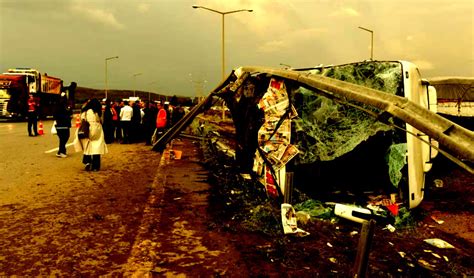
[27,95,39,136]
[155,102,167,136]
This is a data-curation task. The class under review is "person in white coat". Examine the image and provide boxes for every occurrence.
[74,98,108,171]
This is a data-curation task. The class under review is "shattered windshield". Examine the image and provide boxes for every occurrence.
[292,61,404,165]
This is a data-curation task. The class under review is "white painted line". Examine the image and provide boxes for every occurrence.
[44,142,75,153]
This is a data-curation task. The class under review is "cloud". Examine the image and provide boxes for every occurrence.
[70,2,124,30]
[195,0,299,36]
[257,40,288,53]
[412,60,435,71]
[257,27,326,53]
[137,3,150,14]
[329,7,360,17]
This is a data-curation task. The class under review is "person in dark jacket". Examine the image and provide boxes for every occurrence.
[142,101,158,145]
[131,100,142,143]
[102,100,115,144]
[53,94,72,157]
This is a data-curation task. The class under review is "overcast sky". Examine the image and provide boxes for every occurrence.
[1,0,473,97]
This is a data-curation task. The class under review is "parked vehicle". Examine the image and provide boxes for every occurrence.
[0,68,75,119]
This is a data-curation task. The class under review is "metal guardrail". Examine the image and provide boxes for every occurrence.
[153,67,474,164]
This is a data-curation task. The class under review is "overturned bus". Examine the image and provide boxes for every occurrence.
[154,60,474,209]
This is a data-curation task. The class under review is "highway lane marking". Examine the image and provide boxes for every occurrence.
[44,142,75,153]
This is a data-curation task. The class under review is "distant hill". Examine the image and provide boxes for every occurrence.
[74,87,193,107]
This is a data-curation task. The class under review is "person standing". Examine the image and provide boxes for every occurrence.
[112,101,121,142]
[131,100,142,143]
[172,104,185,126]
[74,98,108,171]
[119,100,133,144]
[53,94,72,157]
[156,102,167,136]
[102,100,115,144]
[27,95,39,136]
[142,101,158,145]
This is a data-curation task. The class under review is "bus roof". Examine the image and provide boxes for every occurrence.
[428,77,474,101]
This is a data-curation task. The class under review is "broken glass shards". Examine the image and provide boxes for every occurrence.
[309,61,403,96]
[385,143,408,188]
[293,87,393,164]
[292,61,405,165]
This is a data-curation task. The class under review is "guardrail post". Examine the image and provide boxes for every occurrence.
[353,219,376,277]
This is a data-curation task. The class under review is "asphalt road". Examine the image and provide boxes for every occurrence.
[0,120,166,275]
[0,120,79,204]
[0,120,243,276]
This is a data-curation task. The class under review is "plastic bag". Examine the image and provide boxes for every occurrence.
[51,121,57,134]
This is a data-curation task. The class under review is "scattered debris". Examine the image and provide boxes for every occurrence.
[398,251,406,258]
[240,173,252,180]
[431,253,442,259]
[431,215,445,225]
[281,203,309,236]
[329,257,337,263]
[423,238,455,249]
[295,211,311,225]
[294,199,332,219]
[385,203,399,216]
[433,179,444,188]
[384,224,396,232]
[170,149,182,160]
[214,140,236,159]
[327,242,333,248]
[394,207,415,228]
[334,203,372,223]
[350,231,359,236]
[418,259,436,271]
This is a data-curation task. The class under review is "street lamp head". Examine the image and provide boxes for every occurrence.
[192,5,199,9]
[247,9,253,12]
[358,26,373,33]
[106,56,119,61]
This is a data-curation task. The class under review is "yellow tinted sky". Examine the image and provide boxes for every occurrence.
[1,0,472,97]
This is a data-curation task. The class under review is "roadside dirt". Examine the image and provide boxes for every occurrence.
[0,135,472,276]
[0,143,161,276]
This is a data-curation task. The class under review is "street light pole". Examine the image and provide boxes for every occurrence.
[192,5,253,118]
[132,72,142,97]
[189,74,207,102]
[358,26,373,60]
[105,56,119,100]
[192,5,253,80]
[149,81,160,102]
